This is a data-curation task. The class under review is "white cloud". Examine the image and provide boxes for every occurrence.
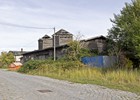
[0,0,131,51]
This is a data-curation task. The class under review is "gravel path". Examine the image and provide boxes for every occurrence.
[0,69,139,100]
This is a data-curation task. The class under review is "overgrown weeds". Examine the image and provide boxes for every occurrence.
[18,60,140,94]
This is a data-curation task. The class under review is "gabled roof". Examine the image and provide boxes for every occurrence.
[81,35,106,42]
[38,38,43,41]
[38,34,51,41]
[53,29,73,36]
[22,44,69,55]
[42,35,51,38]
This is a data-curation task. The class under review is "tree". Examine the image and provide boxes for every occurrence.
[0,52,15,68]
[66,34,93,61]
[67,40,92,60]
[108,0,140,68]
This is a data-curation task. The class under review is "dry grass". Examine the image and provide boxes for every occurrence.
[26,63,140,94]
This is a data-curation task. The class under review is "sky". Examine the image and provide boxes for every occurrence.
[0,0,132,52]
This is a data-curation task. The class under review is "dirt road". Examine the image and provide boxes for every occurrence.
[0,69,139,100]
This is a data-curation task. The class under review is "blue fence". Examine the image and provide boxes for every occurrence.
[81,56,117,67]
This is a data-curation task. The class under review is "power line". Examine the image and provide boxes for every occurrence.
[0,21,56,61]
[0,22,53,29]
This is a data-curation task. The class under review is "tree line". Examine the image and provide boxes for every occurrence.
[0,52,14,68]
[107,0,140,68]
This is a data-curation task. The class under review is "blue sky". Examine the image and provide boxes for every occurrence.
[0,0,131,52]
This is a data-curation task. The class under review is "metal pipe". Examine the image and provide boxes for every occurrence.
[53,27,56,61]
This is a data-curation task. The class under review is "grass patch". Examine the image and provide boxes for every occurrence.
[18,60,140,94]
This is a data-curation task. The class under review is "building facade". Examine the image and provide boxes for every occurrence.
[22,45,68,63]
[9,49,28,62]
[38,35,52,50]
[38,29,73,50]
[22,29,107,63]
[52,29,73,46]
[22,29,73,62]
[80,35,107,53]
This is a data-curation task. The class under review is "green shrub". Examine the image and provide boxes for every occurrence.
[0,52,14,68]
[18,60,85,73]
[18,59,140,94]
[18,60,46,73]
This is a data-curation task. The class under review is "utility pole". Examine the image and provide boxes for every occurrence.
[0,22,57,61]
[53,27,56,61]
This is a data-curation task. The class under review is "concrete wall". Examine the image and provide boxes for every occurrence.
[80,39,106,53]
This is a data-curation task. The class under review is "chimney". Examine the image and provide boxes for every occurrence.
[21,48,23,53]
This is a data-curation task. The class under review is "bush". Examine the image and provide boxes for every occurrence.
[18,60,85,73]
[0,52,14,68]
[18,59,140,94]
[18,60,46,73]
